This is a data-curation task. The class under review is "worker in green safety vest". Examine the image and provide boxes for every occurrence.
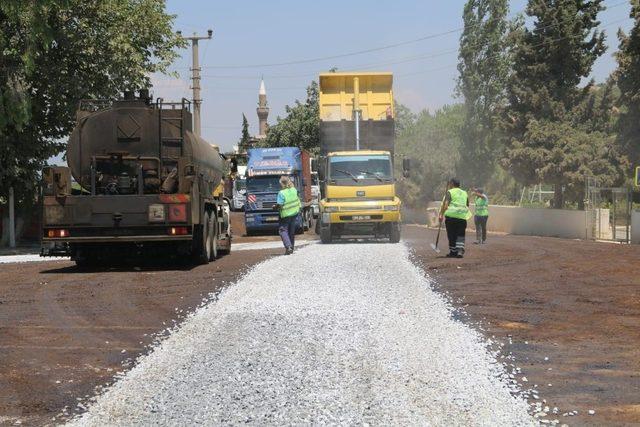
[473,188,489,245]
[274,176,301,255]
[438,178,471,258]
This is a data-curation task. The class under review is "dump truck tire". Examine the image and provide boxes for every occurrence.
[320,225,332,244]
[389,222,401,243]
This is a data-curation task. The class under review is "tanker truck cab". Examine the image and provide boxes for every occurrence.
[319,150,401,242]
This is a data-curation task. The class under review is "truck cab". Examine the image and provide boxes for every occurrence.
[244,147,313,235]
[232,165,247,211]
[319,150,401,242]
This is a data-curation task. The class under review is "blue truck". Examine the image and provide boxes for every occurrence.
[244,147,313,235]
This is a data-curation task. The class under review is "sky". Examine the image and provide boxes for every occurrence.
[151,0,632,153]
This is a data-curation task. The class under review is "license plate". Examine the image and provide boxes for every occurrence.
[264,216,279,222]
[353,215,371,221]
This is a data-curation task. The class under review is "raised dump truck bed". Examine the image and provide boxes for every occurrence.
[318,72,395,157]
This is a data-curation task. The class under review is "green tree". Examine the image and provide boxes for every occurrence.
[614,0,640,168]
[395,104,465,207]
[0,0,183,215]
[263,81,320,152]
[456,0,510,188]
[500,0,611,208]
[239,113,250,146]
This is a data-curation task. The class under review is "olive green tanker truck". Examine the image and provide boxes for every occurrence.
[41,90,231,266]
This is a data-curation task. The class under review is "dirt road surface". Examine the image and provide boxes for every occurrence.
[405,225,640,426]
[0,213,306,425]
[0,217,638,425]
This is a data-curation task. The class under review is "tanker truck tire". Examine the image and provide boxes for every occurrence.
[208,210,218,262]
[320,225,332,244]
[192,213,210,265]
[389,222,401,243]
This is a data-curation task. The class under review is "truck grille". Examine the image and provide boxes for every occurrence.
[340,206,383,211]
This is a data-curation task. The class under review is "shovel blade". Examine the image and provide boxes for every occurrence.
[430,243,441,253]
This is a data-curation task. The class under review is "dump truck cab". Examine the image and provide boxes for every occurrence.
[320,150,401,239]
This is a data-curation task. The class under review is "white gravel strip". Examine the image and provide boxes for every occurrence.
[0,254,69,264]
[71,243,535,426]
[232,240,315,251]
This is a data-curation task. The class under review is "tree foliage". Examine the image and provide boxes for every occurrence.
[456,0,510,187]
[262,81,320,152]
[614,0,640,167]
[239,113,250,146]
[0,0,184,206]
[499,0,616,207]
[395,104,465,206]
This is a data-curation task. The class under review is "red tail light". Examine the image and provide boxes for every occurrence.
[168,204,187,222]
[47,229,69,238]
[168,226,189,235]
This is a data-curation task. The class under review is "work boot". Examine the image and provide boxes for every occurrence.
[285,247,293,255]
[456,254,464,258]
[445,251,457,258]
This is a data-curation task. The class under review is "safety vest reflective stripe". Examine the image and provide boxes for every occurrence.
[475,196,489,216]
[444,188,471,220]
[279,187,301,218]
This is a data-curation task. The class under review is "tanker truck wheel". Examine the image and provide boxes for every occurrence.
[208,210,218,262]
[192,212,210,264]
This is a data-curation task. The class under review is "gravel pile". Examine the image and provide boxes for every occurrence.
[70,243,535,426]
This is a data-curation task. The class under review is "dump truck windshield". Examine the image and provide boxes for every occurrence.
[246,176,282,193]
[329,155,392,184]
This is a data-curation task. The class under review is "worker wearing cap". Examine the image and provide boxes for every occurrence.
[274,176,301,255]
[473,188,489,244]
[439,178,471,258]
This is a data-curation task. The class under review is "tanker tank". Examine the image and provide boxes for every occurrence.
[67,92,224,194]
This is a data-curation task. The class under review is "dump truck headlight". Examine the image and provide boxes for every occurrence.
[324,206,339,212]
[148,204,165,222]
[384,205,399,211]
[322,213,331,224]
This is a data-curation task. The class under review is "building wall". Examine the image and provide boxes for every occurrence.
[410,204,593,240]
[632,210,640,244]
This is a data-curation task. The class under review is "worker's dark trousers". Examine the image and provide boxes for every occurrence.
[445,217,467,255]
[278,215,297,250]
[474,215,488,243]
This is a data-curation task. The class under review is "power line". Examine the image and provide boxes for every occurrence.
[190,0,627,70]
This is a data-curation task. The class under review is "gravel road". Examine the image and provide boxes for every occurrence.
[70,242,534,426]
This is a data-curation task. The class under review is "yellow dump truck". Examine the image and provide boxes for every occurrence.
[317,72,409,243]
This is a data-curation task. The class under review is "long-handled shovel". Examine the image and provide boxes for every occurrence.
[430,219,443,253]
[430,185,448,253]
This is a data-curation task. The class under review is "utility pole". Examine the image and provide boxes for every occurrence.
[177,29,212,137]
[353,77,361,151]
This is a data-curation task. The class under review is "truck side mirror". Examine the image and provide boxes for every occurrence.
[402,158,411,178]
[230,158,238,174]
[311,158,318,173]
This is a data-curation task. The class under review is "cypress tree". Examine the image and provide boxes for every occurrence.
[500,0,610,208]
[456,0,510,188]
[614,1,640,167]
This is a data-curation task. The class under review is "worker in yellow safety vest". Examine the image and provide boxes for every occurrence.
[439,178,471,258]
[473,188,489,244]
[274,176,301,255]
